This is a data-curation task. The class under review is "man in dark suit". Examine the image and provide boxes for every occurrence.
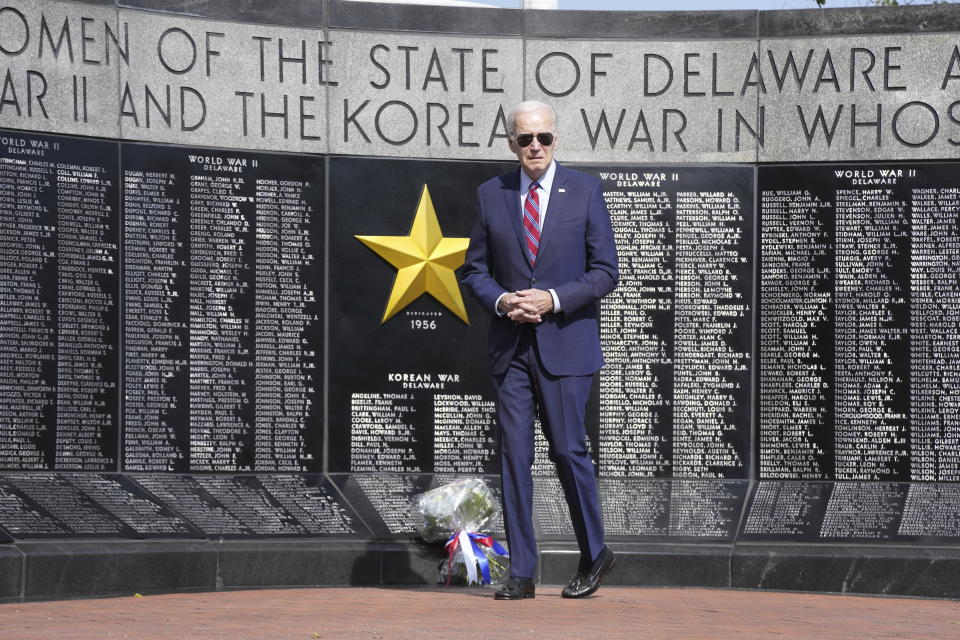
[460,101,618,599]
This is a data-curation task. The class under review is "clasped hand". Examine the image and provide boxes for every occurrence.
[499,289,554,324]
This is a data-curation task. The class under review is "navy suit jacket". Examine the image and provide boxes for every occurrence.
[460,163,618,377]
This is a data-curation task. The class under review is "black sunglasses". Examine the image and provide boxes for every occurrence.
[513,132,555,147]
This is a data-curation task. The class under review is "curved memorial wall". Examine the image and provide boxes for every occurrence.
[1,0,959,601]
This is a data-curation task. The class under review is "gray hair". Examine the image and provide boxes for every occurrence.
[507,101,557,136]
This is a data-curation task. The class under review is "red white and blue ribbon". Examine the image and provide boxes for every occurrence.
[444,531,509,585]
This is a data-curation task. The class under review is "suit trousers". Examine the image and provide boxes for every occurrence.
[493,327,605,579]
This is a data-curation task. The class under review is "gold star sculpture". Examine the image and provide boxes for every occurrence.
[356,185,470,325]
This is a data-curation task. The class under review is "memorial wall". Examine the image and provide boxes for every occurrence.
[1,0,960,600]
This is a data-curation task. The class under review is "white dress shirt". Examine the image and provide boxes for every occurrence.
[495,161,562,315]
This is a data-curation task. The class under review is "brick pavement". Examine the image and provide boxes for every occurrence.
[1,586,958,640]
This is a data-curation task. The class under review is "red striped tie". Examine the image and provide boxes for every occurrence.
[523,182,541,265]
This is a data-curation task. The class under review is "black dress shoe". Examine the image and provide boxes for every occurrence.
[494,576,535,600]
[561,546,615,598]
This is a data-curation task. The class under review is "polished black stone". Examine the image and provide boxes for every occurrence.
[19,540,216,601]
[539,542,731,589]
[219,540,381,588]
[114,0,960,37]
[120,142,325,475]
[119,0,326,27]
[328,0,520,35]
[524,9,757,39]
[0,475,134,539]
[732,544,960,599]
[327,158,512,475]
[331,474,434,540]
[570,165,755,483]
[0,546,22,603]
[0,131,120,474]
[759,4,960,37]
[380,541,447,586]
[757,163,960,485]
[4,537,960,598]
[131,475,362,538]
[69,474,205,539]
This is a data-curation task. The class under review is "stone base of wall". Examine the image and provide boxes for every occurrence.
[4,540,959,602]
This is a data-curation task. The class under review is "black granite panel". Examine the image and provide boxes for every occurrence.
[63,474,203,539]
[739,481,960,544]
[20,540,216,600]
[23,542,124,598]
[330,474,505,544]
[329,0,521,35]
[121,143,324,474]
[538,542,732,588]
[760,5,960,37]
[573,165,755,480]
[0,546,22,602]
[0,130,120,473]
[380,541,447,585]
[328,158,513,475]
[119,0,326,27]
[0,479,72,540]
[536,479,749,542]
[732,544,960,599]
[525,9,757,40]
[219,540,381,587]
[332,474,432,540]
[0,474,134,539]
[132,475,359,538]
[128,475,245,537]
[253,475,371,538]
[759,163,960,483]
[116,541,217,594]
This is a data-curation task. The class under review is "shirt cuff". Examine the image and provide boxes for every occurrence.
[495,292,508,316]
[549,289,561,313]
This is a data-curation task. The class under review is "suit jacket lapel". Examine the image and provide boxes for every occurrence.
[501,169,533,269]
[534,164,569,269]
